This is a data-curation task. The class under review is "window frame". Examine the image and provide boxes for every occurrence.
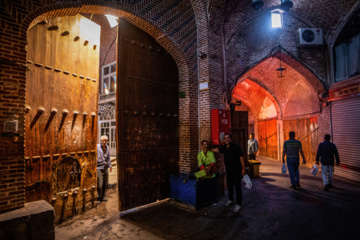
[333,33,360,82]
[101,61,117,95]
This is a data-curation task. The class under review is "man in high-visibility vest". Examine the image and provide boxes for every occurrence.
[195,140,216,179]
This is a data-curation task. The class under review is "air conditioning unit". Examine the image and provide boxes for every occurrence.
[297,28,323,47]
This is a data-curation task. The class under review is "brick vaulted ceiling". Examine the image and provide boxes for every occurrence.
[1,0,198,71]
[232,54,321,119]
[224,0,359,120]
[130,0,198,67]
[223,0,359,45]
[224,0,360,93]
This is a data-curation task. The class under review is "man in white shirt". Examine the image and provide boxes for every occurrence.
[97,135,112,203]
[248,133,258,160]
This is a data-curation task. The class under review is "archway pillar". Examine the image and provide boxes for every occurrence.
[254,118,259,149]
[277,119,284,162]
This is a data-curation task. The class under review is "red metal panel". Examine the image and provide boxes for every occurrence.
[211,109,231,145]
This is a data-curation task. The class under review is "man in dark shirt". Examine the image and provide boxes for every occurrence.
[213,133,246,213]
[316,134,340,191]
[282,131,306,190]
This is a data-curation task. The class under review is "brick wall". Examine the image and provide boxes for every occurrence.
[190,0,227,173]
[0,57,27,212]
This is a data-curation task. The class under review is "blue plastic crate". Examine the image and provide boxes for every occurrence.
[170,175,197,206]
[170,175,218,209]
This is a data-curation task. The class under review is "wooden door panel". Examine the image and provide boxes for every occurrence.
[258,119,278,159]
[231,111,248,161]
[283,118,318,166]
[25,15,100,223]
[117,20,179,211]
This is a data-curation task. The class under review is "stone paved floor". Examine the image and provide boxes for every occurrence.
[55,157,360,240]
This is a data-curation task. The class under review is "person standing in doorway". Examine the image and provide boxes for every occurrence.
[97,135,112,203]
[248,133,258,160]
[316,134,340,191]
[282,131,306,190]
[213,133,246,213]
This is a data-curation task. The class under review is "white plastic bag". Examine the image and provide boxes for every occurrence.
[242,174,252,189]
[310,164,319,176]
[281,163,287,174]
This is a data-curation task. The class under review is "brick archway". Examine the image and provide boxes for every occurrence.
[22,4,196,171]
[231,77,282,160]
[231,51,324,118]
[0,1,198,213]
[232,78,281,120]
[231,52,326,161]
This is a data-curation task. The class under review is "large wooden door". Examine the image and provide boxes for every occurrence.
[231,111,248,161]
[258,119,278,159]
[25,15,100,222]
[283,118,318,166]
[117,20,179,211]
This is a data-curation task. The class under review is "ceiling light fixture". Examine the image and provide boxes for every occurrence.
[271,9,284,29]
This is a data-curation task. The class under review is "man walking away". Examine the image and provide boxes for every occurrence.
[282,131,306,190]
[316,134,340,191]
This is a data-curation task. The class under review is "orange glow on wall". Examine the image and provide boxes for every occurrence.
[232,78,280,120]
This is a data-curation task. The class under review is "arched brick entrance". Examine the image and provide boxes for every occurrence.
[22,2,197,173]
[231,52,328,163]
[0,1,198,213]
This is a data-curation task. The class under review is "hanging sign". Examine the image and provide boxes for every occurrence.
[328,83,360,101]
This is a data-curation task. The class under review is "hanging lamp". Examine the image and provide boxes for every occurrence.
[276,48,286,78]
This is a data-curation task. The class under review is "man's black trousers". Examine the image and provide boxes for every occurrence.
[226,172,243,205]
